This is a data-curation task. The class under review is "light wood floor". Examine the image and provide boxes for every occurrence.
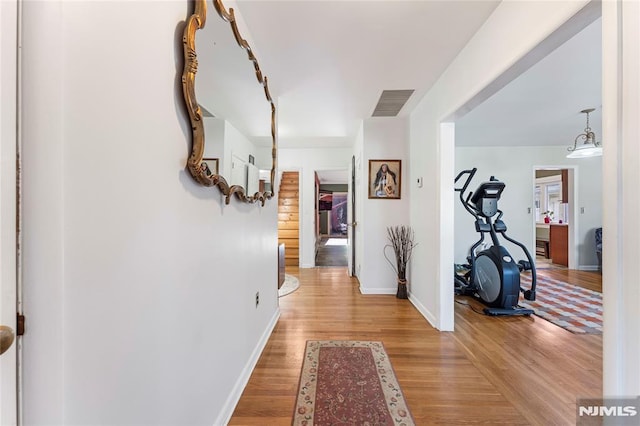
[229,267,602,425]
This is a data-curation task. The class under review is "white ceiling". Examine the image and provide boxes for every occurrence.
[455,17,602,147]
[206,2,601,152]
[196,6,273,146]
[316,169,349,184]
[310,17,602,188]
[235,0,501,148]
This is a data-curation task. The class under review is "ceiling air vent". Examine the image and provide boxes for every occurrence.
[372,90,415,117]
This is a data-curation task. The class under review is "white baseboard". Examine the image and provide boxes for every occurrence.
[301,263,314,268]
[408,293,438,329]
[215,308,280,426]
[578,265,601,271]
[359,286,396,295]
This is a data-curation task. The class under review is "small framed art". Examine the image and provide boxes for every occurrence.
[201,158,219,176]
[368,160,401,199]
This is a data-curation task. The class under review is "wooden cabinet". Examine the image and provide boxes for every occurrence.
[549,224,568,267]
[278,243,285,289]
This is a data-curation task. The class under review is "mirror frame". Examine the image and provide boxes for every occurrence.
[182,0,276,205]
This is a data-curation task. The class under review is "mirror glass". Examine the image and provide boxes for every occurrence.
[182,0,275,204]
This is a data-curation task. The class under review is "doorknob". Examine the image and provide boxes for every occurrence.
[0,326,15,355]
[347,222,357,227]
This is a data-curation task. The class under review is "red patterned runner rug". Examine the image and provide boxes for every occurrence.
[293,341,414,426]
[519,273,602,334]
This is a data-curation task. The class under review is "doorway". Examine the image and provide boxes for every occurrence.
[277,171,300,268]
[533,168,577,269]
[315,170,349,267]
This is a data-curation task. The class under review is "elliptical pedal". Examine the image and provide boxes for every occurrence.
[483,307,533,316]
[518,260,532,271]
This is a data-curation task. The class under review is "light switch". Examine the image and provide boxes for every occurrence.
[417,177,423,188]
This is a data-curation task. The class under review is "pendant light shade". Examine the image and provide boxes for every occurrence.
[567,108,602,158]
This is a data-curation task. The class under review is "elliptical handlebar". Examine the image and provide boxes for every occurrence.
[454,168,477,194]
[454,168,480,218]
[499,230,537,301]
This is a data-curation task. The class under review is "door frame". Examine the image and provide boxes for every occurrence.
[1,0,20,423]
[349,155,356,276]
[532,166,579,269]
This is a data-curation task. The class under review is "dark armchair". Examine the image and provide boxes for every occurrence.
[595,227,602,268]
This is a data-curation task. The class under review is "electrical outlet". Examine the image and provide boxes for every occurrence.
[255,291,260,308]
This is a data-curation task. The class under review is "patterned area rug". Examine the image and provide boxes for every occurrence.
[293,341,414,426]
[279,274,300,297]
[519,274,602,334]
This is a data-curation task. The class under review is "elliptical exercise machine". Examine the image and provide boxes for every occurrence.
[454,168,537,316]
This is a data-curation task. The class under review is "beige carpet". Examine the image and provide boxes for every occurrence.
[278,274,300,297]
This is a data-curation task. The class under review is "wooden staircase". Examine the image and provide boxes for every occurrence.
[278,171,299,267]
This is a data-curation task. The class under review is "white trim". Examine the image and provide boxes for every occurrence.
[15,0,24,422]
[439,122,455,331]
[215,308,281,426]
[578,265,600,272]
[359,286,396,295]
[602,0,640,397]
[567,167,578,271]
[0,0,19,424]
[408,293,438,329]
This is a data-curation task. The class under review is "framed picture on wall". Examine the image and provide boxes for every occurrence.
[368,159,401,199]
[201,158,219,176]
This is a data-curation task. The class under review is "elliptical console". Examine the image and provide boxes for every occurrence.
[454,168,537,316]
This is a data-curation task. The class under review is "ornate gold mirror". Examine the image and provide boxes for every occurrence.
[182,0,276,205]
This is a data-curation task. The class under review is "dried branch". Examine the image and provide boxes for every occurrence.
[384,226,417,280]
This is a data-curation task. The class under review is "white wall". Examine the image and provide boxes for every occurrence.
[0,1,18,423]
[204,118,266,187]
[255,145,272,171]
[222,121,260,187]
[359,118,410,294]
[21,2,278,425]
[203,117,225,167]
[409,0,596,330]
[455,146,602,270]
[602,0,640,398]
[278,146,352,267]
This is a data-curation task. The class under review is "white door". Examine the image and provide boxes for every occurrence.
[1,0,19,424]
[230,153,247,188]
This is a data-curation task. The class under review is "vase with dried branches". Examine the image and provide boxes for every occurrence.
[384,225,417,299]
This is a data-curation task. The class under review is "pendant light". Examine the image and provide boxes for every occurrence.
[567,108,602,158]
